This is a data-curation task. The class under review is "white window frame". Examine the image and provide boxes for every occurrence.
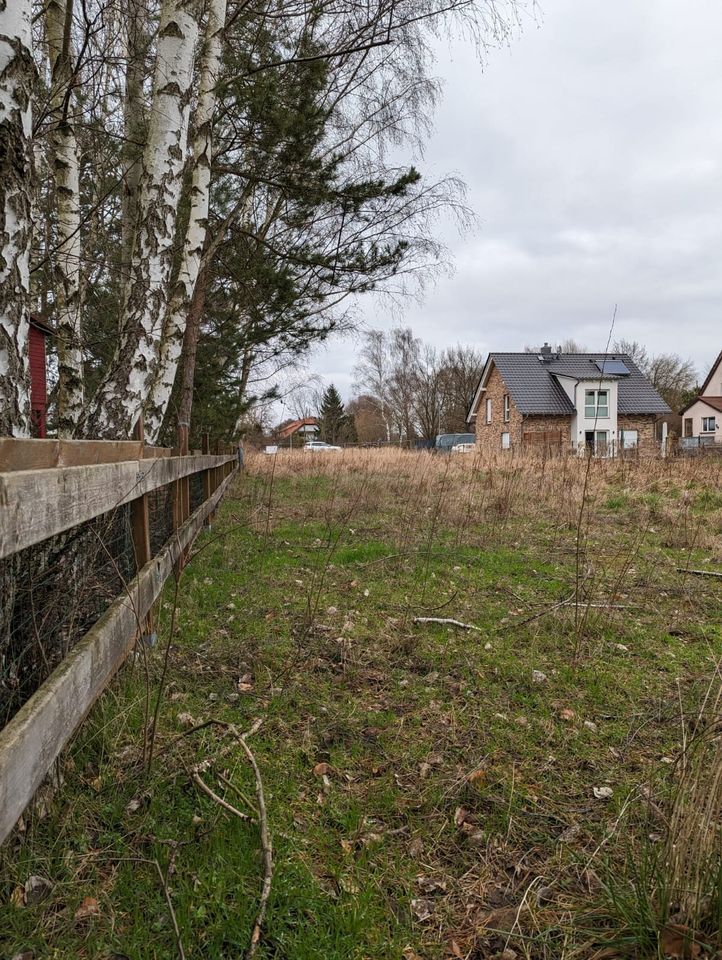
[620,429,638,449]
[503,394,510,423]
[486,398,492,424]
[501,431,510,449]
[584,389,609,419]
[702,416,717,432]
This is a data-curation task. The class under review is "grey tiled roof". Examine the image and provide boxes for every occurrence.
[489,353,671,416]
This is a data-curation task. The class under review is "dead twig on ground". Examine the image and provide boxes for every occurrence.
[232,720,273,959]
[412,616,481,631]
[152,857,187,960]
[192,770,256,823]
[677,567,722,579]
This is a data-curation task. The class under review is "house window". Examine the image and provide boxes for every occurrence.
[585,430,610,456]
[702,416,717,432]
[486,399,492,423]
[620,429,638,449]
[503,394,510,423]
[684,418,693,437]
[584,389,609,419]
[501,432,510,449]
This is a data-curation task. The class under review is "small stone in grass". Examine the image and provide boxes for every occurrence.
[584,720,598,733]
[532,670,547,684]
[593,786,613,800]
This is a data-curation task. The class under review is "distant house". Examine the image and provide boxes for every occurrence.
[29,315,54,438]
[467,344,670,456]
[680,350,722,446]
[275,417,320,446]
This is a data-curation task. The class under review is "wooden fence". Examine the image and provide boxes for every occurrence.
[0,429,239,844]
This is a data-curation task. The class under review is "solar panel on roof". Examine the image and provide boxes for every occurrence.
[595,360,630,375]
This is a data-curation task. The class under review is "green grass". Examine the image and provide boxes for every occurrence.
[2,454,721,959]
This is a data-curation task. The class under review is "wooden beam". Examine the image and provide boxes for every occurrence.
[0,453,236,559]
[0,438,144,471]
[0,467,237,846]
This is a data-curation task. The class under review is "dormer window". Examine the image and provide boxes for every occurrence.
[585,389,609,419]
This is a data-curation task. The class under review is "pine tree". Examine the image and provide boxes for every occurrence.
[319,384,354,444]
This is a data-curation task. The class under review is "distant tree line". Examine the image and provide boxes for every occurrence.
[350,327,483,442]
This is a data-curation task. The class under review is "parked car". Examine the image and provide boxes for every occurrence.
[451,441,476,453]
[434,432,475,452]
[303,440,342,452]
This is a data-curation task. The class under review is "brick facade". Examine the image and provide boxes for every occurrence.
[618,414,657,456]
[474,364,524,455]
[473,362,661,457]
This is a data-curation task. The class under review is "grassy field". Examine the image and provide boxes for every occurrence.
[2,449,722,959]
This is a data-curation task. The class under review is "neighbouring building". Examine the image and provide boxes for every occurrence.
[275,417,320,447]
[467,345,671,457]
[680,350,722,447]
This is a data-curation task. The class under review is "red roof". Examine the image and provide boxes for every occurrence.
[277,417,319,440]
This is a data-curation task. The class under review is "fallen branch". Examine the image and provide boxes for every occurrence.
[559,600,631,610]
[152,858,186,960]
[234,722,273,960]
[412,616,481,632]
[192,771,256,823]
[677,567,722,579]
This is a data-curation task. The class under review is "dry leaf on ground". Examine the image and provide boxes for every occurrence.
[74,896,101,921]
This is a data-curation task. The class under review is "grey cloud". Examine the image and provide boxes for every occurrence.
[309,0,722,400]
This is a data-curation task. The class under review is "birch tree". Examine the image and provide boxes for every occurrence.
[143,0,227,442]
[46,0,84,436]
[0,0,34,436]
[84,0,200,438]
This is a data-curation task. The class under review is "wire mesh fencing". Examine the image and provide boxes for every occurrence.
[0,505,136,727]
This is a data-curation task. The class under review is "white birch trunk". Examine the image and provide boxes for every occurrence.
[120,0,148,285]
[46,0,84,437]
[143,0,226,443]
[85,0,199,439]
[0,0,34,436]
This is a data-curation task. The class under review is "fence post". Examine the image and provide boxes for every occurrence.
[171,425,187,574]
[202,433,212,528]
[130,417,155,643]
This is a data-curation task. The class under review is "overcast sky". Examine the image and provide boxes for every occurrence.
[293,0,722,407]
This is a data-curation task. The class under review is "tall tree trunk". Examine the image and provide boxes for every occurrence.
[0,0,34,436]
[176,257,210,433]
[46,0,84,437]
[120,0,148,286]
[143,0,226,442]
[84,0,199,439]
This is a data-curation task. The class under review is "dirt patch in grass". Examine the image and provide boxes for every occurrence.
[2,450,721,959]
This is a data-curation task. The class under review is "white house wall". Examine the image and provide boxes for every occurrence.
[682,400,722,443]
[572,380,618,451]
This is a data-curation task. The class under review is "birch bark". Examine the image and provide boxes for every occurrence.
[143,0,226,442]
[0,0,34,436]
[120,0,149,284]
[84,0,199,439]
[46,0,84,436]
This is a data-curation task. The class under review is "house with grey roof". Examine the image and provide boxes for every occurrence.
[467,344,671,456]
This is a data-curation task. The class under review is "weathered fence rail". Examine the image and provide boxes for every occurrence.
[0,433,239,844]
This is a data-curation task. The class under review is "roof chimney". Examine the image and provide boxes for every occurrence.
[540,342,552,357]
